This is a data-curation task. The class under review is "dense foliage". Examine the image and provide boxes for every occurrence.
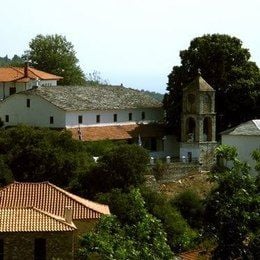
[0,125,94,187]
[0,55,24,67]
[205,149,260,259]
[73,144,149,197]
[78,189,173,260]
[164,34,260,136]
[25,34,86,85]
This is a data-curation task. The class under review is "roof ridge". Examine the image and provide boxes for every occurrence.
[32,207,77,229]
[47,182,110,215]
[0,206,76,229]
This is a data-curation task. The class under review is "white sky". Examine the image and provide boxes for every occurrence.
[1,0,260,93]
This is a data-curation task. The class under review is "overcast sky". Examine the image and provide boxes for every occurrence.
[1,0,260,93]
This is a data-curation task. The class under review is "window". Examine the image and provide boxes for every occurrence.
[5,115,9,123]
[9,87,16,95]
[34,238,46,260]
[141,111,145,120]
[96,115,100,123]
[50,116,54,124]
[78,115,83,124]
[0,239,3,260]
[128,112,132,121]
[113,114,117,122]
[26,99,30,108]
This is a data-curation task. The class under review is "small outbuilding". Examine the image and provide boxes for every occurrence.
[221,119,260,174]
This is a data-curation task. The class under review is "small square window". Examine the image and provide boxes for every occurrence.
[141,112,145,120]
[96,115,100,123]
[50,116,54,124]
[78,115,83,124]
[113,114,117,122]
[10,87,16,95]
[27,99,30,108]
[129,113,132,121]
[5,115,9,123]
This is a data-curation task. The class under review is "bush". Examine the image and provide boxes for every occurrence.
[152,159,168,180]
[82,144,149,196]
[171,190,204,229]
[141,188,199,252]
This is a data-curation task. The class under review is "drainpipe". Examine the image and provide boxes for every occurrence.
[3,82,5,99]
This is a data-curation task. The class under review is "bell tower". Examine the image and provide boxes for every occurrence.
[180,71,217,169]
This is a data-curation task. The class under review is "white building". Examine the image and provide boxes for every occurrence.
[0,64,62,100]
[0,84,175,156]
[221,120,260,174]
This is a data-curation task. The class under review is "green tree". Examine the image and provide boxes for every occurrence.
[0,55,24,67]
[164,34,260,136]
[0,155,13,187]
[204,158,259,259]
[141,188,198,252]
[171,190,204,229]
[0,126,94,187]
[252,148,260,173]
[78,189,173,259]
[25,34,86,85]
[81,144,149,196]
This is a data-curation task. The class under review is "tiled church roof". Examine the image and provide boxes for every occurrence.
[184,75,215,92]
[21,85,162,111]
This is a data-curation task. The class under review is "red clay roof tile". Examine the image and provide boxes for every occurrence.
[0,207,76,232]
[0,182,110,220]
[70,123,165,141]
[0,67,62,82]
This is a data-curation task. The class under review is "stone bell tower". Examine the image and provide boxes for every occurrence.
[180,71,217,169]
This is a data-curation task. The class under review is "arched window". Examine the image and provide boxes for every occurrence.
[186,117,196,142]
[203,94,212,113]
[203,117,212,141]
[187,94,196,113]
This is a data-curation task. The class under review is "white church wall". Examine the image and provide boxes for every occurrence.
[0,94,66,128]
[65,108,164,128]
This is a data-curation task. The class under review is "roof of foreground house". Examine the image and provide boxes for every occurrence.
[0,182,110,220]
[0,67,63,82]
[0,207,76,232]
[21,85,162,111]
[70,123,166,141]
[220,120,260,136]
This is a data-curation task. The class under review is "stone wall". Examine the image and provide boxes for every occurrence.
[0,231,74,259]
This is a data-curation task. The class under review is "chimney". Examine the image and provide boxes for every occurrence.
[64,205,73,224]
[24,62,29,78]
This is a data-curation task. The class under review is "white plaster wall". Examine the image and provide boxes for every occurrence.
[0,94,66,128]
[222,135,260,174]
[0,80,57,99]
[0,82,28,99]
[65,108,164,128]
[180,143,200,161]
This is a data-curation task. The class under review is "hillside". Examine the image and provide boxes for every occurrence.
[159,171,215,198]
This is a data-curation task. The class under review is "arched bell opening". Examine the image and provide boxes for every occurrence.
[203,117,212,141]
[186,117,196,142]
